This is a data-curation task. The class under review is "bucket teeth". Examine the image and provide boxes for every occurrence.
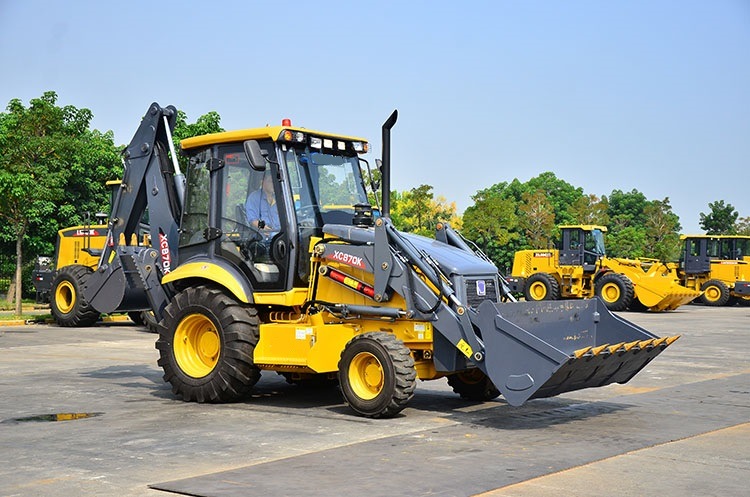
[637,339,655,349]
[652,337,668,348]
[665,335,680,345]
[574,346,592,359]
[607,342,626,354]
[622,340,640,352]
[591,344,610,356]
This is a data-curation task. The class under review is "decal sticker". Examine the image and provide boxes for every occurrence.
[326,250,366,269]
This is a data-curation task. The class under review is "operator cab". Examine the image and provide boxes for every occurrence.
[179,122,371,292]
[558,225,607,271]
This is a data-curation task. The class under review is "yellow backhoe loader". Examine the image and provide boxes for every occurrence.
[508,225,699,311]
[75,104,679,417]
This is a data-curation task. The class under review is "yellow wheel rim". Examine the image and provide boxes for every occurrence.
[528,281,547,300]
[704,285,721,302]
[173,313,221,378]
[348,351,384,400]
[55,281,76,314]
[600,282,621,303]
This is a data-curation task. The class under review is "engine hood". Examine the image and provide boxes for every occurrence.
[323,224,498,277]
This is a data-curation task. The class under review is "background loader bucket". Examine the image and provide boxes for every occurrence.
[473,299,679,406]
[606,259,700,311]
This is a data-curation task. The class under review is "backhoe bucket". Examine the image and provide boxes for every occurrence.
[473,299,679,406]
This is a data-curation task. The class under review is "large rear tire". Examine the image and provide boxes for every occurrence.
[700,279,730,306]
[50,265,100,327]
[595,273,634,311]
[156,285,261,403]
[447,369,500,401]
[338,332,416,418]
[524,273,560,301]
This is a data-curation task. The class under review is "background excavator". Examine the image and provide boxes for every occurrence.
[74,103,679,417]
[508,225,699,311]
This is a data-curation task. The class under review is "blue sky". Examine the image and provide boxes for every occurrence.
[1,0,748,233]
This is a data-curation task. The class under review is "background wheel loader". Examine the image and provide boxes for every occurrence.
[80,103,679,418]
[508,225,699,311]
[31,181,158,330]
[675,235,750,306]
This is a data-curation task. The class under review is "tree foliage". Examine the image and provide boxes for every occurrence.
[461,183,519,270]
[390,184,460,237]
[0,91,121,313]
[567,194,609,226]
[700,200,738,235]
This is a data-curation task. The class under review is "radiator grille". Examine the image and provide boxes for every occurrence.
[464,277,498,308]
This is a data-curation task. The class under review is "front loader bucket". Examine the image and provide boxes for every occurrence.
[473,299,679,406]
[632,266,700,311]
[608,259,700,311]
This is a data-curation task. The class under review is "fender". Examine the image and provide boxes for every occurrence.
[161,259,254,303]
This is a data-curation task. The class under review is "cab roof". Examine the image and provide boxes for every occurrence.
[680,234,750,240]
[559,225,608,232]
[179,124,368,150]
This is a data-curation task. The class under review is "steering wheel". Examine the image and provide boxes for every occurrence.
[221,216,264,242]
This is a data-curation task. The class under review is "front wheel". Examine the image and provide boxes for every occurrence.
[595,273,634,311]
[155,285,261,403]
[524,273,560,301]
[700,279,730,306]
[338,332,416,418]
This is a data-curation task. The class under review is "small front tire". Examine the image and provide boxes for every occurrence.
[338,332,416,418]
[595,273,635,311]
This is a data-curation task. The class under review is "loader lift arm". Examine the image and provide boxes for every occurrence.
[362,110,680,407]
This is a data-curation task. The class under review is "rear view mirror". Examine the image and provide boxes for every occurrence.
[243,140,268,171]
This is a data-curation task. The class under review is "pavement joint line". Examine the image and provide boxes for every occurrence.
[473,421,750,496]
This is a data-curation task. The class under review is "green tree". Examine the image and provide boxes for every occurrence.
[605,189,647,230]
[524,172,584,226]
[461,184,519,270]
[606,226,647,258]
[518,190,555,248]
[172,110,223,144]
[0,92,120,314]
[567,194,610,226]
[390,185,460,237]
[643,198,682,260]
[736,216,750,235]
[699,200,738,234]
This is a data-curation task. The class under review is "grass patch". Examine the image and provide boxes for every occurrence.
[0,313,50,321]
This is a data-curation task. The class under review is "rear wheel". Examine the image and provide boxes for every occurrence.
[50,265,100,327]
[156,285,261,403]
[524,273,560,301]
[338,332,416,418]
[447,369,500,401]
[700,279,730,306]
[595,273,634,311]
[141,310,159,333]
